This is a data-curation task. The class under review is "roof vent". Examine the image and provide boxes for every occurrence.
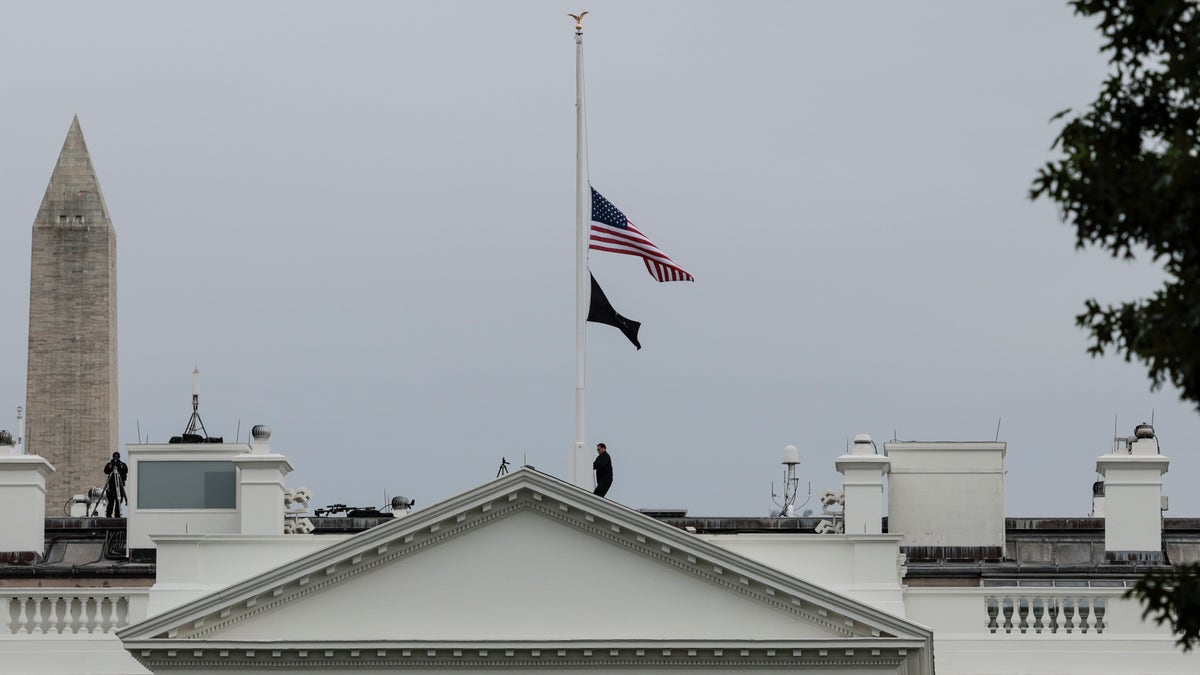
[852,433,877,455]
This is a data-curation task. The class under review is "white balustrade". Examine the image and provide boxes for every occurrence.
[985,594,1107,635]
[1,590,148,635]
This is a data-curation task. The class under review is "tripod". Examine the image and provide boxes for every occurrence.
[103,468,127,518]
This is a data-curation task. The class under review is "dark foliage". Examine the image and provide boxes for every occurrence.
[1034,0,1200,651]
[1031,0,1200,410]
[1127,562,1200,650]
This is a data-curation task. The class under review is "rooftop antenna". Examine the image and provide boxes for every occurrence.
[994,417,1002,442]
[182,366,209,439]
[770,445,810,517]
[16,406,24,454]
[136,420,142,445]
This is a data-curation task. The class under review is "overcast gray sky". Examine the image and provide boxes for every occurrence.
[2,1,1196,517]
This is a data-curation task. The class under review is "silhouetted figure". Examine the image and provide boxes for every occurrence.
[593,443,613,497]
[103,452,128,517]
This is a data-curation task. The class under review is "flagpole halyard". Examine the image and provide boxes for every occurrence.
[571,11,592,489]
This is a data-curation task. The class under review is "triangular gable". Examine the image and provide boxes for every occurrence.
[121,469,933,672]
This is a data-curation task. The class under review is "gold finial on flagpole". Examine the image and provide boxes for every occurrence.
[569,11,588,34]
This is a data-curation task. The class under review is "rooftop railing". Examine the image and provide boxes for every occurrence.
[1,589,148,635]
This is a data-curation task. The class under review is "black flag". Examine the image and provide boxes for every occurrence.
[588,273,641,350]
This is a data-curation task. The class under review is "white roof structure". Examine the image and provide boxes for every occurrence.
[5,425,1200,673]
[119,468,933,673]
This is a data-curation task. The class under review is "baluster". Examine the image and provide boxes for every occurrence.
[114,596,127,628]
[61,596,75,634]
[1048,598,1060,634]
[48,596,64,634]
[15,597,30,635]
[75,595,87,634]
[57,596,71,635]
[1079,597,1091,634]
[61,596,75,635]
[1032,597,1045,633]
[104,596,120,632]
[85,597,100,634]
[1063,598,1076,634]
[29,593,45,629]
[66,593,81,629]
[1002,597,1014,634]
[56,596,68,635]
[96,597,110,633]
[986,597,1000,633]
[66,596,78,634]
[1094,598,1106,634]
[1017,597,1030,634]
[2,597,11,635]
[91,597,104,633]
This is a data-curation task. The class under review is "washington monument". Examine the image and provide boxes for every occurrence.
[26,116,118,513]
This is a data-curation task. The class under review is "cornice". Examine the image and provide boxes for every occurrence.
[126,639,921,670]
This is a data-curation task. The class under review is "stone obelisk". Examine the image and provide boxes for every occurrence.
[26,116,118,514]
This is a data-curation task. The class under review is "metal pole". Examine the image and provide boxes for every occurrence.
[571,13,591,488]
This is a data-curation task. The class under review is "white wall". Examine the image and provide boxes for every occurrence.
[704,533,906,617]
[148,533,349,616]
[885,442,1005,548]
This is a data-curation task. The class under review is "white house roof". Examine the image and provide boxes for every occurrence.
[119,468,933,671]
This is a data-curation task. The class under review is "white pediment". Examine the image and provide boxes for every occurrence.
[198,509,844,642]
[120,469,932,672]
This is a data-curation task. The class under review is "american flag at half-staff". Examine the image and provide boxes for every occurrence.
[589,187,694,282]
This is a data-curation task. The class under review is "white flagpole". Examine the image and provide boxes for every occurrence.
[570,12,591,488]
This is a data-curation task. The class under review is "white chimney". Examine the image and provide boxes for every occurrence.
[233,425,294,535]
[0,454,55,556]
[884,440,1006,549]
[835,434,890,535]
[1096,424,1168,555]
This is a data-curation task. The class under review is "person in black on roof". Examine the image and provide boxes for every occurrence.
[103,451,128,517]
[593,443,613,498]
